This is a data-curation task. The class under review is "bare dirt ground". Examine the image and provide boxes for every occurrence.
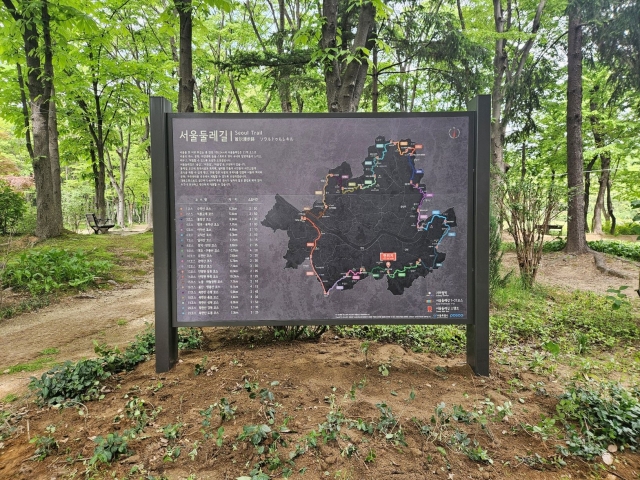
[502,250,639,297]
[0,236,638,479]
[0,275,155,399]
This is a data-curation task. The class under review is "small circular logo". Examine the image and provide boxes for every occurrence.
[449,127,460,139]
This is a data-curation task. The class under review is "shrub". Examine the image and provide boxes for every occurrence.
[0,181,26,235]
[1,248,112,295]
[29,331,155,406]
[557,382,640,458]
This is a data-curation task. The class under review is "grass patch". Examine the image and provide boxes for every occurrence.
[39,347,59,356]
[3,356,56,374]
[0,232,153,317]
[336,324,466,356]
[491,281,638,353]
[338,280,639,358]
[2,393,17,403]
[0,295,50,320]
[7,232,154,285]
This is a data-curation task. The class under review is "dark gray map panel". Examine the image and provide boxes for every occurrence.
[171,115,470,324]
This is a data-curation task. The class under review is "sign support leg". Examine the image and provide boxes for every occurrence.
[467,95,491,376]
[150,96,178,373]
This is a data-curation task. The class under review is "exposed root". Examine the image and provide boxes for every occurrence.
[592,252,631,279]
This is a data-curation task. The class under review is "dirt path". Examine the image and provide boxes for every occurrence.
[502,250,640,297]
[0,274,154,398]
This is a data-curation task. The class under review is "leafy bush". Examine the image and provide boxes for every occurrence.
[1,248,112,295]
[0,181,26,235]
[542,238,640,261]
[29,329,203,406]
[336,324,466,356]
[178,327,204,349]
[614,221,640,236]
[29,331,155,406]
[13,204,36,235]
[89,432,129,465]
[557,382,640,458]
[489,212,511,294]
[588,239,640,262]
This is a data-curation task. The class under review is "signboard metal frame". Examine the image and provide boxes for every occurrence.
[150,95,490,375]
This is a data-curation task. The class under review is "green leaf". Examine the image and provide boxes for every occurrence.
[542,341,560,357]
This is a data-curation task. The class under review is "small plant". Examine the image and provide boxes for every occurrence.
[216,426,224,447]
[178,327,204,349]
[188,440,200,460]
[376,402,407,446]
[163,445,181,462]
[89,432,129,465]
[238,424,271,447]
[30,427,58,461]
[364,448,376,463]
[606,285,630,310]
[194,356,208,376]
[162,422,183,440]
[341,442,358,458]
[449,430,492,464]
[360,341,370,367]
[218,397,237,421]
[378,362,390,377]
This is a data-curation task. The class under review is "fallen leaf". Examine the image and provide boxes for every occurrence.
[602,452,613,466]
[607,444,618,453]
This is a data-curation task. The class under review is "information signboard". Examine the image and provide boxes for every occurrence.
[150,97,490,375]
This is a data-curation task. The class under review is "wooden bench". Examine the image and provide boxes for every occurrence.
[86,213,115,234]
[537,224,563,235]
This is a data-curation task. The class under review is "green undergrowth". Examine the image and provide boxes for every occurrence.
[504,237,640,261]
[2,232,153,285]
[1,248,111,295]
[490,282,638,353]
[556,381,640,458]
[337,281,639,357]
[29,327,202,406]
[0,295,50,320]
[0,232,153,319]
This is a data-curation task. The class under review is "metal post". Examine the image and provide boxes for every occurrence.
[467,95,491,376]
[150,96,178,373]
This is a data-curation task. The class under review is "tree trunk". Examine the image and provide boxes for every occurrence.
[565,7,589,253]
[588,89,610,235]
[48,85,63,231]
[592,160,609,234]
[372,45,379,113]
[583,156,597,232]
[16,63,34,160]
[177,0,195,113]
[276,0,292,113]
[7,0,61,238]
[491,0,510,178]
[606,179,616,234]
[90,147,107,218]
[321,0,375,112]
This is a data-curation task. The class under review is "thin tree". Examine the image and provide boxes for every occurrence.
[565,1,589,253]
[1,0,62,238]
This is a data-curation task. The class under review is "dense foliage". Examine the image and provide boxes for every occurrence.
[0,180,25,234]
[1,248,112,294]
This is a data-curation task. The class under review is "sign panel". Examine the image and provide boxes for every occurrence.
[169,114,473,325]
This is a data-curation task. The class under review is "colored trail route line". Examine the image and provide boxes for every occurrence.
[262,135,457,297]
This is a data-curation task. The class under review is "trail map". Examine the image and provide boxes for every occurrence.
[262,136,456,296]
[171,115,469,323]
